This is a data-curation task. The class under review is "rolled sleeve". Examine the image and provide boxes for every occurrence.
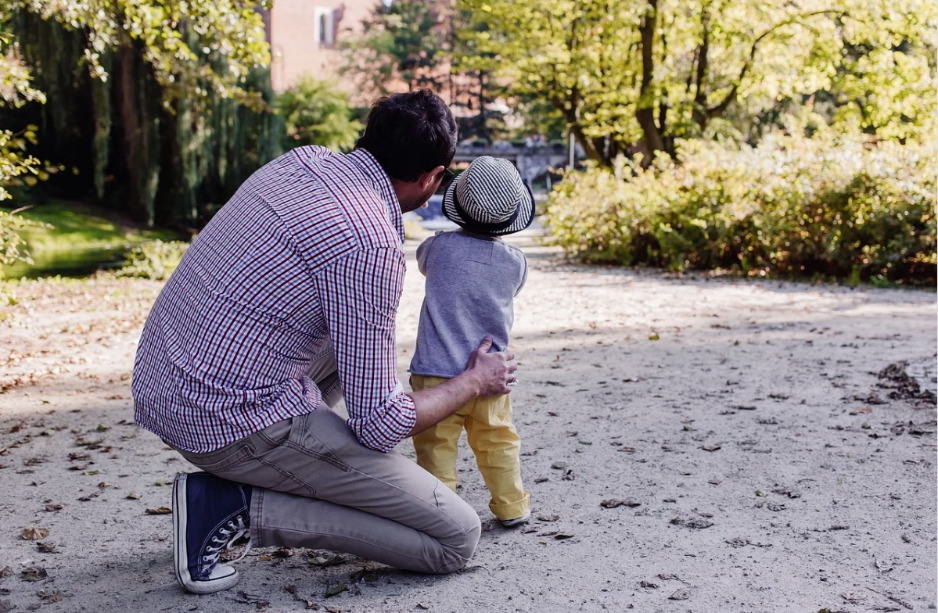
[318,247,416,452]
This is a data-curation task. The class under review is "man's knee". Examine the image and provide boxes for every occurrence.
[436,512,481,574]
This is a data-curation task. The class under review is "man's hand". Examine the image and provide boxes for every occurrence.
[464,336,518,397]
[406,335,519,437]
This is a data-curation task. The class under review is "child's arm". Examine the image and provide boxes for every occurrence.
[415,235,437,275]
[516,253,528,295]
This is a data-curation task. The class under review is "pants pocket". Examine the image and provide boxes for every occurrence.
[178,441,254,473]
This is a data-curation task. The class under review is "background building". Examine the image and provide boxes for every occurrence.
[259,0,379,94]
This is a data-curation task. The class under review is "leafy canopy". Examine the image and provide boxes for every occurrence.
[458,0,937,164]
[3,0,272,109]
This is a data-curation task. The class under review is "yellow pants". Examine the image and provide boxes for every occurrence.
[410,375,530,522]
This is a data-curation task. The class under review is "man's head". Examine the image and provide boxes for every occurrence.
[356,90,458,212]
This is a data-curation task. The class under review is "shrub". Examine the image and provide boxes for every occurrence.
[277,76,363,153]
[0,208,51,274]
[115,240,189,280]
[544,134,936,285]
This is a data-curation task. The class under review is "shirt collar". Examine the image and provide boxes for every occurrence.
[347,149,404,243]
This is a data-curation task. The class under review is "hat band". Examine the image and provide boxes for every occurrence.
[453,189,520,233]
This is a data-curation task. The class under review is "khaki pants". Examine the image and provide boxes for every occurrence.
[175,404,480,574]
[411,375,530,522]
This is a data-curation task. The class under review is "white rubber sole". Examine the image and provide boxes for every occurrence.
[172,473,240,594]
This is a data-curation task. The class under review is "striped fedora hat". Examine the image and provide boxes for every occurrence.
[441,156,535,236]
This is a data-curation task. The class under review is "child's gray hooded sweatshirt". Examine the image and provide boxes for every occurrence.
[408,230,527,379]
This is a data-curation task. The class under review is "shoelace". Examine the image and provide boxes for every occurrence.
[201,515,252,574]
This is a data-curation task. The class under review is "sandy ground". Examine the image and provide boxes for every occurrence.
[0,229,935,613]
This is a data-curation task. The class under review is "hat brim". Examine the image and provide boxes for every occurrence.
[441,177,536,236]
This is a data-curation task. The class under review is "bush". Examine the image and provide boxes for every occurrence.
[544,134,936,285]
[115,240,189,280]
[277,76,363,153]
[0,208,50,272]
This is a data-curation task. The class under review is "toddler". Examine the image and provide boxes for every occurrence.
[409,156,534,527]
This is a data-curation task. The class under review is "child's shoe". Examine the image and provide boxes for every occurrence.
[500,510,531,528]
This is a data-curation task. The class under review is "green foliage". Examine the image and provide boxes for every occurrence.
[1,2,278,227]
[0,33,57,270]
[0,207,47,270]
[115,239,189,280]
[544,134,936,285]
[0,200,178,278]
[342,0,448,94]
[277,76,362,152]
[4,0,272,110]
[458,0,937,165]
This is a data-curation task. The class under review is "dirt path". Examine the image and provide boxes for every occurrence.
[0,232,935,612]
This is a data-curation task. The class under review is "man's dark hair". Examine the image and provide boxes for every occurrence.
[356,90,457,182]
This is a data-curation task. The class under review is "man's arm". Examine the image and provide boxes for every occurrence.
[319,248,417,452]
[407,336,516,436]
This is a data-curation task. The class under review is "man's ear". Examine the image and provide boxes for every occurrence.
[420,166,444,190]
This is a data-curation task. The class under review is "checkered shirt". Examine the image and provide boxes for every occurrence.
[132,147,417,453]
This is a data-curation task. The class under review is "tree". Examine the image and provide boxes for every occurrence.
[0,1,278,227]
[0,33,48,270]
[342,0,450,96]
[458,0,937,166]
[277,76,363,152]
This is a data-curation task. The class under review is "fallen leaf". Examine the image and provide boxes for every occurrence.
[21,527,49,540]
[308,554,346,568]
[668,588,691,600]
[0,566,13,577]
[648,333,660,340]
[617,447,637,453]
[554,533,574,540]
[21,566,47,582]
[126,492,141,500]
[37,590,63,603]
[701,444,721,452]
[235,590,269,607]
[325,584,347,597]
[145,507,172,515]
[670,517,713,529]
[600,499,641,508]
[36,542,59,553]
[640,580,658,589]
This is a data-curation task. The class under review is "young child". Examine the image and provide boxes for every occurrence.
[409,156,534,527]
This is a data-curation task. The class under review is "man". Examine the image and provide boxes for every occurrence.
[132,90,518,594]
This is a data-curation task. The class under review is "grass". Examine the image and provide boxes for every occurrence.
[2,200,183,279]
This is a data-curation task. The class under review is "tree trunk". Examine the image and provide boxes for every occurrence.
[636,0,664,165]
[116,44,147,224]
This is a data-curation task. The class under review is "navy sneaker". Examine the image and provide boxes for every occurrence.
[172,472,252,594]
